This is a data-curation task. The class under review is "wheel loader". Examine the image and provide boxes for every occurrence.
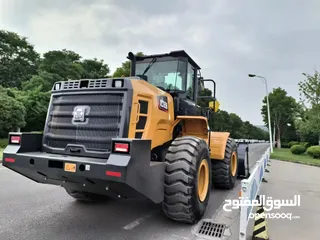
[2,50,249,224]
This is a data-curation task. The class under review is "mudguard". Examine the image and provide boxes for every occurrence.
[237,142,250,179]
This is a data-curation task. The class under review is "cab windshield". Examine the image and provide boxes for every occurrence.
[135,59,187,92]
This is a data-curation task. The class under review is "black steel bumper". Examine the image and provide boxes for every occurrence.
[2,133,165,203]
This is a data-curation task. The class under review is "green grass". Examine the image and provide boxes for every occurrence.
[271,148,320,167]
[0,148,3,161]
[0,138,8,148]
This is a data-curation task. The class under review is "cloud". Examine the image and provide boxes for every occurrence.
[1,0,319,124]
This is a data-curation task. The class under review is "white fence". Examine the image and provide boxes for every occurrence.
[235,139,268,144]
[238,147,271,239]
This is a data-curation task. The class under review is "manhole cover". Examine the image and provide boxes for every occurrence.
[197,220,226,239]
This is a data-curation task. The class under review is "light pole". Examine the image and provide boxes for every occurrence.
[248,74,273,153]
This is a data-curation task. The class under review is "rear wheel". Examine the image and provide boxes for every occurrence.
[65,188,110,202]
[211,138,238,189]
[162,136,211,224]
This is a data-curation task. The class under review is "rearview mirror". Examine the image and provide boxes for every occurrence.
[197,78,216,101]
[209,100,220,112]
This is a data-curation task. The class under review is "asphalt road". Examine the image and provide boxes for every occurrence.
[0,143,269,240]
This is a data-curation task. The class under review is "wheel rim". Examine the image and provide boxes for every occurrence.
[198,159,209,202]
[231,152,237,176]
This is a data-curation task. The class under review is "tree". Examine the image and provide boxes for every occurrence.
[0,30,40,88]
[299,70,320,106]
[0,87,26,136]
[113,52,144,77]
[80,58,110,79]
[281,123,298,143]
[239,121,251,139]
[21,71,62,92]
[298,70,320,145]
[39,49,84,80]
[211,110,231,131]
[229,113,243,139]
[296,106,320,145]
[261,87,296,148]
[22,51,111,91]
[11,87,50,132]
[197,87,213,108]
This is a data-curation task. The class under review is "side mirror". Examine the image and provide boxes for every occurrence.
[197,78,216,101]
[209,100,220,112]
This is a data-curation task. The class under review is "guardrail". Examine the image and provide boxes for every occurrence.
[238,147,271,239]
[235,139,268,144]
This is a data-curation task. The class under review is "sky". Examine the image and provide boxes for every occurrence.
[1,0,320,125]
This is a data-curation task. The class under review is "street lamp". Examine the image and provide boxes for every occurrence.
[248,74,273,153]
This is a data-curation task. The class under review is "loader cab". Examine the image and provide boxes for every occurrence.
[127,50,202,116]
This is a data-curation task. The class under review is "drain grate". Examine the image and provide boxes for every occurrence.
[197,221,226,239]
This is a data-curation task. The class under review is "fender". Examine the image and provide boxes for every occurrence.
[209,132,230,160]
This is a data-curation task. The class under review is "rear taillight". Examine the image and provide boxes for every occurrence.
[4,158,15,163]
[114,143,129,153]
[10,136,21,144]
[106,171,122,177]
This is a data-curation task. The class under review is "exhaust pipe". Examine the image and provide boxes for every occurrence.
[127,52,136,76]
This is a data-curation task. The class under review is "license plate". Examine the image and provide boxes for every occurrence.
[64,163,76,172]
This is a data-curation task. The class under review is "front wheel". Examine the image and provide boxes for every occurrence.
[162,136,212,224]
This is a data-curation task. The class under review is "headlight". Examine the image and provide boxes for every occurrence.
[113,79,123,88]
[54,83,61,90]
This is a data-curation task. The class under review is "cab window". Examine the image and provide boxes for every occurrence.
[186,63,195,100]
[135,59,187,92]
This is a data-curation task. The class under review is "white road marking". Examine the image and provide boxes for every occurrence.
[123,211,157,230]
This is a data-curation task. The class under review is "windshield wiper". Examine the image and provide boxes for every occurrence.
[141,57,157,76]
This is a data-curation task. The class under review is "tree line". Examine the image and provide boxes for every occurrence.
[0,29,268,140]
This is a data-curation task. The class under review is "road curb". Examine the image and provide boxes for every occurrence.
[271,158,320,168]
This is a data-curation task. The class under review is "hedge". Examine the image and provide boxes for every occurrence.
[300,142,311,149]
[288,141,300,148]
[307,146,320,159]
[290,145,306,155]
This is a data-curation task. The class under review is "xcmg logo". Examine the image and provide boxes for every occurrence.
[158,96,168,112]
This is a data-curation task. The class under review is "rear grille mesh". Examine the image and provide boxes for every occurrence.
[44,92,124,152]
[63,80,108,90]
[63,81,80,89]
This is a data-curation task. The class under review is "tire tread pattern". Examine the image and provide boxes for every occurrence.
[162,136,209,223]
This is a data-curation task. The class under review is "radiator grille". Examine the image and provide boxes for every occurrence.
[44,92,124,152]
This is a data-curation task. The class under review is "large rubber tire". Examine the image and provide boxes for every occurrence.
[162,136,211,224]
[211,138,238,189]
[65,188,110,202]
